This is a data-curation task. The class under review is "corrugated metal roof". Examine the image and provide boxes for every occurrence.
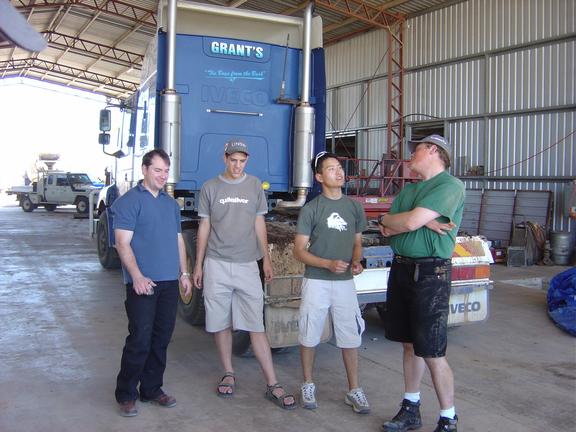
[1,0,461,99]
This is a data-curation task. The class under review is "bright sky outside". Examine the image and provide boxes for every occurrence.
[0,77,116,192]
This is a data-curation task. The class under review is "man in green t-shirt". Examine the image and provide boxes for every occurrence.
[378,135,465,432]
[293,152,370,414]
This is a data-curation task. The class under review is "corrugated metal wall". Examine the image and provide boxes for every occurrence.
[325,0,576,233]
[405,0,575,66]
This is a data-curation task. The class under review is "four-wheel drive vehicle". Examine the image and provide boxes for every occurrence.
[6,171,101,213]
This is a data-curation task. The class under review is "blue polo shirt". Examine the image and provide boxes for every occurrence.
[111,181,181,284]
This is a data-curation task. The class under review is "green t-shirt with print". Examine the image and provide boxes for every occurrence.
[297,194,367,280]
[389,170,465,259]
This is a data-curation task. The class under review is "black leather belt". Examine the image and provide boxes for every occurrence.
[394,255,451,281]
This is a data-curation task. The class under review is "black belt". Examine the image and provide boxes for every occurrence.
[394,255,451,282]
[394,255,451,265]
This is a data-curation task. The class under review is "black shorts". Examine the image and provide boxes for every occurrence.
[384,256,451,358]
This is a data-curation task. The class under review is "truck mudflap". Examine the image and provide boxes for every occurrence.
[447,282,491,325]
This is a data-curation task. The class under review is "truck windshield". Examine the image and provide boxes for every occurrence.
[68,174,93,187]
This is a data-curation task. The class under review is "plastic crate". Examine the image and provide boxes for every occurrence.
[507,246,527,267]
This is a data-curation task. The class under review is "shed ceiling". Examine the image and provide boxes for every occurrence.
[2,0,461,99]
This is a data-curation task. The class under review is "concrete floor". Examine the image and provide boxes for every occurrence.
[0,203,574,432]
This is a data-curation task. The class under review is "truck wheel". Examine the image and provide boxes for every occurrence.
[76,197,89,213]
[230,331,289,357]
[232,331,252,357]
[45,204,57,211]
[178,229,206,326]
[21,197,35,212]
[376,303,387,323]
[97,210,121,269]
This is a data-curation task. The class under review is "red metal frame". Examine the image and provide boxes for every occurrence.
[339,156,419,219]
[327,10,407,219]
[386,20,404,161]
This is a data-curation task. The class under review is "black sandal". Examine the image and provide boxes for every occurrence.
[265,383,296,410]
[217,372,235,398]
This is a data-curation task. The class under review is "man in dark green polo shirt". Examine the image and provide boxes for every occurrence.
[378,135,465,432]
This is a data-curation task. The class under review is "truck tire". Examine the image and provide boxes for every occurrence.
[178,229,206,326]
[97,210,121,269]
[21,196,35,212]
[232,331,252,357]
[45,204,57,211]
[376,303,387,323]
[76,196,89,214]
[231,331,288,357]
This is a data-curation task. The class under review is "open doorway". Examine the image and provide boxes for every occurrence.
[326,133,357,177]
[326,133,356,159]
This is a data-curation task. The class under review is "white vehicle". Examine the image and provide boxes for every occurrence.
[6,171,101,213]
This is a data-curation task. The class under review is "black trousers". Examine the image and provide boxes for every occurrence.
[115,280,179,403]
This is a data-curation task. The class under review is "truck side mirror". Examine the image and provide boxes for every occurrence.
[99,109,111,132]
[127,133,135,148]
[99,133,110,145]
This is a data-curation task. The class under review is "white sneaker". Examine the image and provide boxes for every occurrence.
[300,382,318,409]
[345,387,370,414]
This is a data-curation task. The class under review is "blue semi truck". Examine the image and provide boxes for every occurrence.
[96,1,336,353]
[95,1,491,354]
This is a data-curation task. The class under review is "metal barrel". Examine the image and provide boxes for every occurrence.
[550,231,573,265]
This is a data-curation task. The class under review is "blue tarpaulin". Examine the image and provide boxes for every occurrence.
[547,267,576,336]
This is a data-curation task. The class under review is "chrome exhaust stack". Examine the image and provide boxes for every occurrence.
[278,1,315,209]
[160,0,181,192]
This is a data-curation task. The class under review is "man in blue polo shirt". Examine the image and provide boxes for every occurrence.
[112,149,192,417]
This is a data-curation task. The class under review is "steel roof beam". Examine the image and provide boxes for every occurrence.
[83,22,144,74]
[315,0,404,29]
[1,57,138,92]
[14,0,157,27]
[228,0,248,7]
[43,31,143,68]
[53,7,101,65]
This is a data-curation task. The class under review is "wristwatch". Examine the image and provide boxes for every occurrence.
[378,215,385,226]
[179,272,191,278]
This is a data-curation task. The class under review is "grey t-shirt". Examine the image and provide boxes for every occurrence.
[296,194,367,280]
[198,173,267,263]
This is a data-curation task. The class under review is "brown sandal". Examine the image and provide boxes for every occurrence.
[217,372,235,398]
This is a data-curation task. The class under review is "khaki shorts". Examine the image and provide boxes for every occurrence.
[298,278,365,349]
[203,257,265,333]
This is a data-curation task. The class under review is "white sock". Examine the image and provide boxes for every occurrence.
[404,392,420,403]
[440,407,456,419]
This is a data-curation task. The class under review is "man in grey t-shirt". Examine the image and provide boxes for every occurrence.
[192,139,295,410]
